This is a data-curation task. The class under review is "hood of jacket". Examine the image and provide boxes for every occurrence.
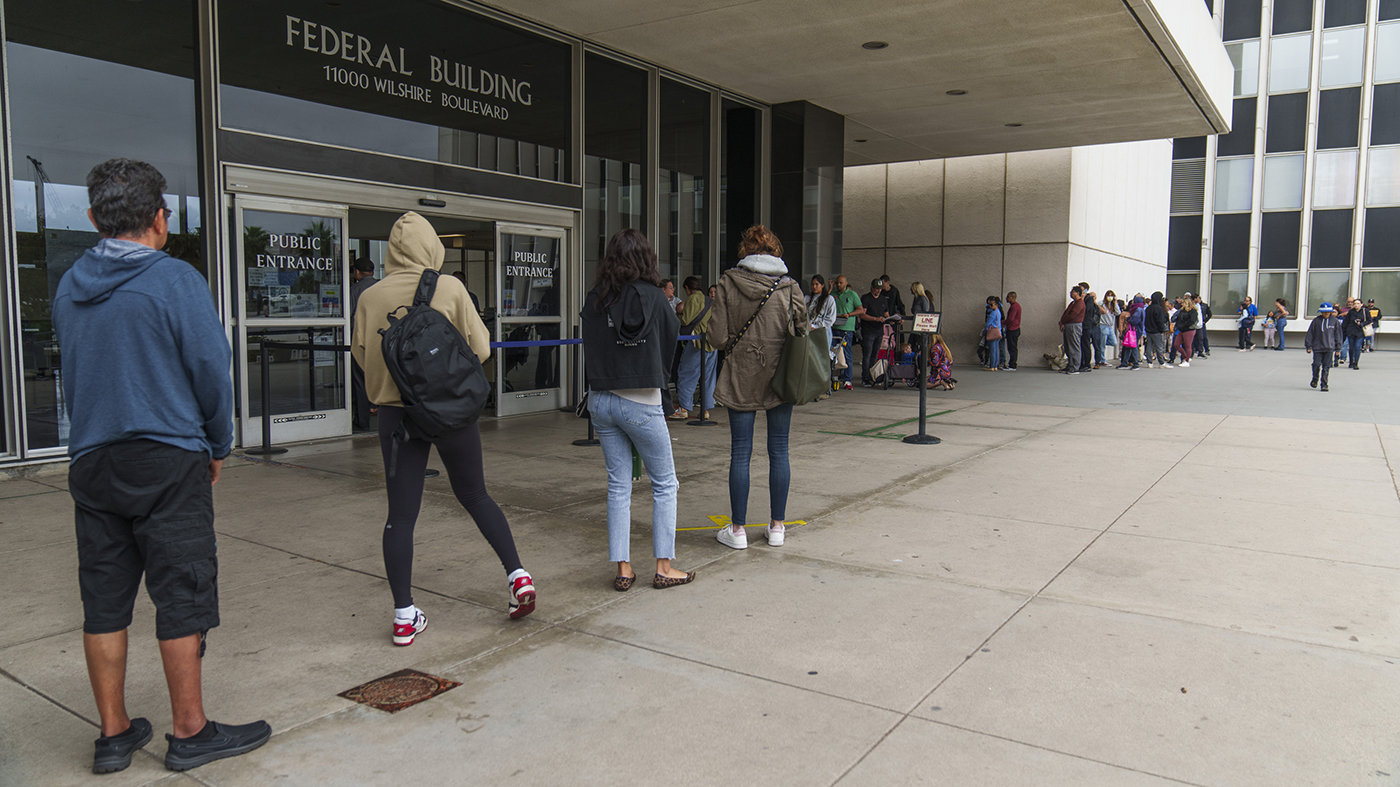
[725,265,791,301]
[736,254,788,276]
[66,239,168,304]
[385,212,444,275]
[605,280,657,346]
[1150,291,1165,305]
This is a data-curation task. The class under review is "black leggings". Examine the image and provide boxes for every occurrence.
[378,406,521,608]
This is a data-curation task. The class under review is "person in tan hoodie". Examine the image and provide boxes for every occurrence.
[352,212,535,646]
[706,225,807,550]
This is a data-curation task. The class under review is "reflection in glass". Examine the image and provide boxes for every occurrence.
[1314,150,1359,207]
[1209,272,1250,317]
[1310,208,1354,267]
[1269,34,1313,92]
[498,323,560,392]
[1361,271,1400,316]
[1165,273,1200,301]
[6,2,202,452]
[242,211,343,319]
[1228,40,1261,96]
[584,54,647,290]
[721,100,762,268]
[1258,272,1299,311]
[1366,147,1400,205]
[1376,22,1400,82]
[1262,155,1305,209]
[1214,158,1256,211]
[246,328,345,417]
[660,78,710,282]
[1307,271,1351,313]
[1320,27,1366,86]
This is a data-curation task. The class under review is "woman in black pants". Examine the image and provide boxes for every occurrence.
[353,212,535,647]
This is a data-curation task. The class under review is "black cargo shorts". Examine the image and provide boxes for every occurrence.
[70,439,219,640]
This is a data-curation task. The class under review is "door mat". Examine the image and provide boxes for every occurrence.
[338,669,461,713]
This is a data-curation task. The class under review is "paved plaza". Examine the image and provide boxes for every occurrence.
[3,347,1399,786]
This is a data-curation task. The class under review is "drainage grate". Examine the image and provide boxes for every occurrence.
[338,669,461,713]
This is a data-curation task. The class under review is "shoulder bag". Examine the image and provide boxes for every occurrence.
[771,284,832,405]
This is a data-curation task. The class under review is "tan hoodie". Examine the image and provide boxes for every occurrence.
[351,212,491,407]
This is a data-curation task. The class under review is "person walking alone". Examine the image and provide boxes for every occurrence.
[354,212,537,646]
[581,229,696,590]
[708,226,806,549]
[1305,302,1341,391]
[1343,298,1369,369]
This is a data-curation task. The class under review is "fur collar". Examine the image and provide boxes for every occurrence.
[736,254,788,276]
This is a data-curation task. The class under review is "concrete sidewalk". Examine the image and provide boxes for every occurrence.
[3,349,1399,786]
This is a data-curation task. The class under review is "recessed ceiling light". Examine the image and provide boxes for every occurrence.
[853,139,868,143]
[1005,123,1023,127]
[861,41,889,50]
[946,89,967,96]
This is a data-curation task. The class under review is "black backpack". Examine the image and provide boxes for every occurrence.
[379,270,489,470]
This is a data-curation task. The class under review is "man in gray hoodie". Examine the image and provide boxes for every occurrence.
[1305,302,1342,391]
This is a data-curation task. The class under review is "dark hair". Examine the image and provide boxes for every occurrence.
[880,274,892,283]
[593,228,660,309]
[811,274,831,314]
[660,278,674,288]
[682,276,703,292]
[86,158,167,239]
[738,225,783,258]
[1071,286,1083,297]
[1276,298,1288,307]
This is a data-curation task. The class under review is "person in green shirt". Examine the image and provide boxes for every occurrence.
[831,275,864,390]
[671,276,717,419]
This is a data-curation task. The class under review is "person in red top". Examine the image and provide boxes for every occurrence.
[1004,291,1022,370]
[1058,287,1085,374]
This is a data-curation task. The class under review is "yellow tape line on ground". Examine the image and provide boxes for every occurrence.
[676,516,808,532]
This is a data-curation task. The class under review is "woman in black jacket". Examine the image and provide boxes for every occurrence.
[581,229,696,591]
[1342,299,1369,369]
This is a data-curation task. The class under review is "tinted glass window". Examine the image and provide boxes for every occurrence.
[1218,98,1258,156]
[1259,211,1301,268]
[1324,0,1366,26]
[1273,0,1314,33]
[1168,215,1205,270]
[5,0,202,452]
[659,78,710,282]
[1173,136,1208,160]
[584,54,647,288]
[1212,213,1253,269]
[1373,83,1400,146]
[1224,0,1264,40]
[721,100,762,268]
[1310,208,1353,267]
[218,0,572,182]
[1363,207,1400,266]
[1383,0,1400,20]
[1317,87,1362,148]
[1266,92,1308,152]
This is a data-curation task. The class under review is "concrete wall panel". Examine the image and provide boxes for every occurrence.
[887,247,942,309]
[943,154,1006,246]
[1005,149,1072,245]
[939,245,1004,360]
[843,164,887,249]
[842,247,885,292]
[886,160,943,248]
[1004,243,1072,366]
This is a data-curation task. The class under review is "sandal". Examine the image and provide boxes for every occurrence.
[614,575,636,592]
[652,571,696,589]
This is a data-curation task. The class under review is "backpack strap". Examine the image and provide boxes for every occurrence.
[723,279,781,355]
[414,269,440,307]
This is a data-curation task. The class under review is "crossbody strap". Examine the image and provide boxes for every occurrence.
[723,279,781,355]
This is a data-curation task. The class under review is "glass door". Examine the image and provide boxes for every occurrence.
[234,196,351,445]
[495,225,564,416]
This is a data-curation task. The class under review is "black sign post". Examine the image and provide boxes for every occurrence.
[903,313,941,446]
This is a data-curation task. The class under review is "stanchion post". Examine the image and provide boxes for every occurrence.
[246,336,287,455]
[903,326,940,446]
[687,337,718,426]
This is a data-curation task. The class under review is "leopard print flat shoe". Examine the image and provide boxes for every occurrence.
[652,571,696,589]
[614,575,636,592]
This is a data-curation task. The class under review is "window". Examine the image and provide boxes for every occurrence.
[720,100,762,268]
[1373,84,1400,145]
[1310,209,1354,267]
[1218,98,1257,156]
[1259,212,1302,267]
[1215,157,1256,211]
[1173,136,1208,159]
[1314,150,1359,207]
[1168,215,1205,269]
[1320,27,1366,86]
[1263,155,1306,209]
[1224,0,1264,40]
[1363,207,1400,265]
[1210,272,1250,316]
[659,78,710,282]
[1269,34,1313,93]
[1317,87,1362,149]
[1227,41,1261,96]
[1274,0,1314,34]
[1167,273,1200,299]
[1366,146,1400,204]
[1258,272,1299,311]
[584,54,648,289]
[1376,22,1400,81]
[1384,0,1400,22]
[1307,271,1351,313]
[1265,92,1308,152]
[1213,213,1253,269]
[1360,271,1400,315]
[1324,0,1366,27]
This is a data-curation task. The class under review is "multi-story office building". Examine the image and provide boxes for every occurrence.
[1169,0,1398,343]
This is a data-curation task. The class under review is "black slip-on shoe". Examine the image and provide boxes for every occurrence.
[164,720,271,771]
[93,717,153,774]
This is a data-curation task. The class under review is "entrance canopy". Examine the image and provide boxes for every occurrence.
[482,0,1232,163]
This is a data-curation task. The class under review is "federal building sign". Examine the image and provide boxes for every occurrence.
[218,0,571,150]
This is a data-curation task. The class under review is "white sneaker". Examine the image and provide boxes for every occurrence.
[764,524,785,547]
[1147,363,1157,369]
[717,525,748,549]
[1177,361,1190,367]
[1162,363,1173,369]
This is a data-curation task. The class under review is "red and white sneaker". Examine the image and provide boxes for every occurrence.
[392,609,427,646]
[508,569,536,620]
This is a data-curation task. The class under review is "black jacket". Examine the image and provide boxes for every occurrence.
[1199,302,1212,324]
[581,281,679,391]
[1145,295,1171,334]
[1173,307,1200,332]
[1343,307,1369,338]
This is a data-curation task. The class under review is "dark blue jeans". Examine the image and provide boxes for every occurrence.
[728,404,793,527]
[1348,335,1363,366]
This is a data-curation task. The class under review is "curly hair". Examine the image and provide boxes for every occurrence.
[737,225,783,259]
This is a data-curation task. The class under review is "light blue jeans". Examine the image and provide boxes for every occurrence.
[984,338,1000,368]
[590,391,678,563]
[677,343,716,412]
